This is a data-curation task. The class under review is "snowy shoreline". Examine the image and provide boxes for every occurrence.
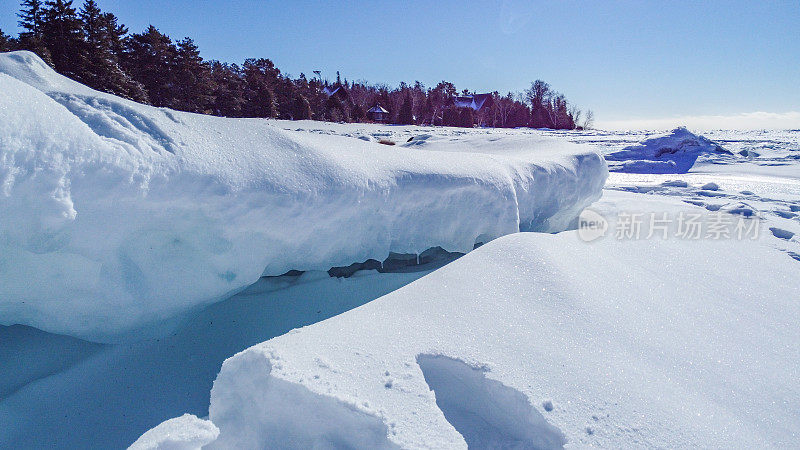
[2,50,800,449]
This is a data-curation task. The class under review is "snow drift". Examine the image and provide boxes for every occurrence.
[605,127,727,173]
[145,193,800,448]
[0,51,606,341]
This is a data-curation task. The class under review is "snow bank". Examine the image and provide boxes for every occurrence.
[146,193,800,448]
[605,127,727,173]
[0,51,606,341]
[205,350,399,449]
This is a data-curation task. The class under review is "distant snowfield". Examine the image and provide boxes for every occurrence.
[1,50,799,449]
[596,111,800,131]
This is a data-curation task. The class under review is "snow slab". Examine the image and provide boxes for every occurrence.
[145,192,800,448]
[0,51,606,341]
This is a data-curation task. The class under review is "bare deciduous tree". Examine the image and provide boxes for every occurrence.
[582,110,594,129]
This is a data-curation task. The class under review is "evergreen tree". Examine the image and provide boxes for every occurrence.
[172,37,213,112]
[349,102,364,122]
[508,102,531,128]
[397,94,413,125]
[209,61,246,117]
[422,96,434,124]
[292,92,312,120]
[442,107,459,126]
[77,1,146,100]
[249,83,276,118]
[242,58,279,118]
[79,0,101,46]
[77,0,104,86]
[95,10,147,101]
[18,0,44,39]
[41,0,83,78]
[123,25,178,106]
[100,12,127,56]
[274,77,301,119]
[459,107,474,128]
[0,29,13,52]
[16,0,52,63]
[525,80,552,128]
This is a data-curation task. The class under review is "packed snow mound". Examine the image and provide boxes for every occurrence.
[605,127,727,173]
[0,51,606,341]
[147,195,800,448]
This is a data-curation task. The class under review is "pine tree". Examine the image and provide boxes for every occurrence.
[173,37,213,112]
[78,0,108,85]
[242,58,279,118]
[123,25,178,106]
[18,0,44,39]
[100,12,127,56]
[459,107,474,128]
[209,61,246,117]
[78,0,146,101]
[16,0,53,63]
[41,0,83,77]
[10,0,586,126]
[525,80,552,128]
[442,107,458,127]
[349,102,364,122]
[0,29,12,52]
[246,79,277,118]
[273,77,302,119]
[292,92,312,120]
[397,94,413,125]
[79,0,100,45]
[422,96,434,125]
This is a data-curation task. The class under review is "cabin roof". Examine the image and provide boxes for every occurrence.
[368,104,389,114]
[454,93,491,111]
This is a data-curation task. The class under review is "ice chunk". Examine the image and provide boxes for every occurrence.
[661,180,689,188]
[606,127,726,173]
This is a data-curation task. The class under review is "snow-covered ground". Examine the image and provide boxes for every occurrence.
[2,50,799,449]
[142,191,800,449]
[133,126,799,448]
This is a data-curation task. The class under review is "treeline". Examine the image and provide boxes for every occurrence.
[0,0,593,129]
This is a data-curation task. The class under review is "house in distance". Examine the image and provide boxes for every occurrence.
[367,104,390,122]
[454,93,492,112]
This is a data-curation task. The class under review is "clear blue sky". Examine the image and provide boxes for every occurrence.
[2,0,799,127]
